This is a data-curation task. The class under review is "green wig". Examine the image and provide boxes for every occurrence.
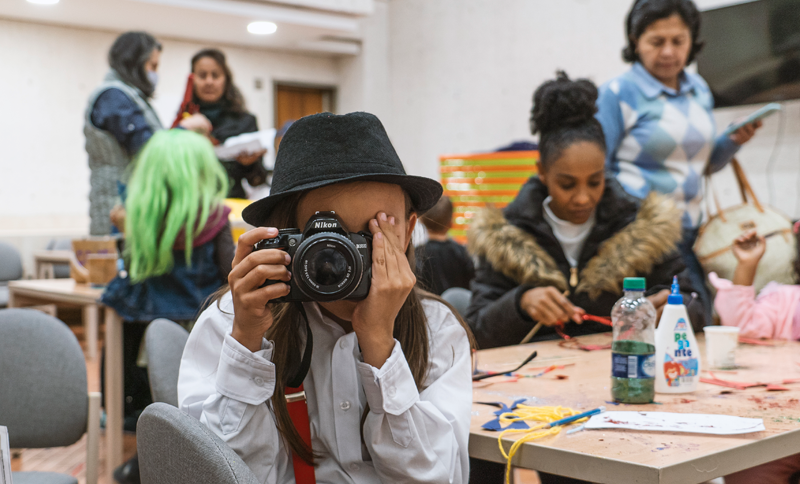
[125,129,229,282]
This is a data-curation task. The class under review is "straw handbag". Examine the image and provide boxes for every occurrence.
[694,159,796,293]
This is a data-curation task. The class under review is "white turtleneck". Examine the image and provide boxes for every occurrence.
[542,196,596,268]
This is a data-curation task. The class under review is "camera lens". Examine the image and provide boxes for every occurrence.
[306,248,348,286]
[294,233,364,301]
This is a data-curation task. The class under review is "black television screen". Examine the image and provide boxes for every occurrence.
[697,0,800,107]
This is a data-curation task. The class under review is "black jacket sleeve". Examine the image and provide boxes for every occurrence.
[643,250,707,331]
[466,257,537,349]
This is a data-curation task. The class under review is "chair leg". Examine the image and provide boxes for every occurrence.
[86,392,101,484]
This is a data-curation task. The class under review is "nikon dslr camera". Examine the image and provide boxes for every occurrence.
[253,211,372,302]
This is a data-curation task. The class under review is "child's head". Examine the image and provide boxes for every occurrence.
[420,196,454,236]
[530,71,606,224]
[125,129,228,281]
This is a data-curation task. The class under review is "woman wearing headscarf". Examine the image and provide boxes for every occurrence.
[84,31,209,235]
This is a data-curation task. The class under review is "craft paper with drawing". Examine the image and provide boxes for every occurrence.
[585,411,765,435]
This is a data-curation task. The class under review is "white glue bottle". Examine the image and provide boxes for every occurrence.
[655,276,701,394]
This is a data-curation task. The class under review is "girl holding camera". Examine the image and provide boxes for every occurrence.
[178,112,473,483]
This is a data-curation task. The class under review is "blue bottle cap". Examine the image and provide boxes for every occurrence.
[668,275,683,305]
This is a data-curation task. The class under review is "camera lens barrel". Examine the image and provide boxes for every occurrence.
[293,232,365,302]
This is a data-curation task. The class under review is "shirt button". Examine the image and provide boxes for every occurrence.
[254,377,264,387]
[339,401,351,411]
[349,463,359,472]
[386,386,397,398]
[127,123,135,131]
[339,339,347,350]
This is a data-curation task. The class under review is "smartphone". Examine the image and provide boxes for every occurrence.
[722,103,782,136]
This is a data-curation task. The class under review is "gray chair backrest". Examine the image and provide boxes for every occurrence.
[145,319,189,407]
[47,238,74,279]
[441,287,472,318]
[0,241,23,282]
[137,403,260,484]
[0,308,88,448]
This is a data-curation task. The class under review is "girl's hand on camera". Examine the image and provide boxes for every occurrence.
[352,212,415,369]
[229,227,292,352]
[520,287,584,327]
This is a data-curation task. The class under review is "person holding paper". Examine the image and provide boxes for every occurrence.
[189,48,268,199]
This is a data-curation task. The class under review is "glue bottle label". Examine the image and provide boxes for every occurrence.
[663,319,699,387]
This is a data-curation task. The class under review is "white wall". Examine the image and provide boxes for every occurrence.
[380,0,800,221]
[0,18,340,273]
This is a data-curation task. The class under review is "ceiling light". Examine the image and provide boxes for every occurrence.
[27,0,60,4]
[247,21,277,35]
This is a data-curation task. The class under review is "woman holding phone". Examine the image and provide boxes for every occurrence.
[595,0,763,324]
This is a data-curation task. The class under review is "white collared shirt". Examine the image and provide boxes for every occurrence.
[178,292,472,484]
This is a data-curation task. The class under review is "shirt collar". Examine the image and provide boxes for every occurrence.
[630,62,699,99]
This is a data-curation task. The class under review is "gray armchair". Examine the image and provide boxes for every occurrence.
[0,308,100,484]
[0,242,23,308]
[137,403,259,484]
[144,318,189,407]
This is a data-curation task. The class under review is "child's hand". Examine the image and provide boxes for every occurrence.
[352,212,416,369]
[732,230,766,266]
[228,227,292,352]
[520,287,584,326]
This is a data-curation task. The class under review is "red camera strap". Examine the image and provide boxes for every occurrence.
[286,384,316,484]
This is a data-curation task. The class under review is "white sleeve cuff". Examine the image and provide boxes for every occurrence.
[215,333,276,405]
[356,340,420,416]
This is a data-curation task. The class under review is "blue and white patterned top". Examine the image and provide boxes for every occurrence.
[596,62,740,230]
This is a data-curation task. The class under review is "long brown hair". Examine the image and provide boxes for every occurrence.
[258,188,475,465]
[191,48,247,113]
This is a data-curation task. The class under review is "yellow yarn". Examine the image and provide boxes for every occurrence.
[496,405,587,484]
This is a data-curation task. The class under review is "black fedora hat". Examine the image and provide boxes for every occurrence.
[242,111,443,227]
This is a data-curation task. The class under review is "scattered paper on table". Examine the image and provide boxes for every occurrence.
[585,411,765,435]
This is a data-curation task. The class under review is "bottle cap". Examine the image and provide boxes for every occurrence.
[622,277,646,291]
[668,275,683,305]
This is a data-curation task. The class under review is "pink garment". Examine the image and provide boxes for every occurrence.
[708,272,800,340]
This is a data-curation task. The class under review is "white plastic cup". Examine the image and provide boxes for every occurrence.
[705,326,740,369]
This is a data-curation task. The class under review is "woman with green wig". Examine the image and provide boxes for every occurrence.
[101,129,234,445]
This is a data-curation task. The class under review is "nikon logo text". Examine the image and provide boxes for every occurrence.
[314,222,336,229]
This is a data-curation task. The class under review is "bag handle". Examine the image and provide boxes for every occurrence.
[704,158,764,222]
[729,158,765,213]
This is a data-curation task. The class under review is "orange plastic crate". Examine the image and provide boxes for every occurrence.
[439,151,538,244]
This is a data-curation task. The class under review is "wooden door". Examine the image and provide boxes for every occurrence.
[274,84,335,148]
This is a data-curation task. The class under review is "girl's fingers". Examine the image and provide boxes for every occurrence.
[229,248,290,284]
[376,213,401,276]
[236,264,291,294]
[233,227,279,266]
[369,219,389,280]
[239,282,291,308]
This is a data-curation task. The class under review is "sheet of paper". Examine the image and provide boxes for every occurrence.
[214,129,276,164]
[585,411,765,435]
[0,426,12,484]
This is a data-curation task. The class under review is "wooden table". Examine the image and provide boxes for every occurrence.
[7,279,125,483]
[470,334,800,483]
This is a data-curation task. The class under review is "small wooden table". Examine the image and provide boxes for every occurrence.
[8,279,125,483]
[470,334,800,483]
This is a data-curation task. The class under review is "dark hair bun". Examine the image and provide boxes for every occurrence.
[530,71,599,135]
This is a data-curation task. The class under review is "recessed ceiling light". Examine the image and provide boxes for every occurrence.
[247,21,277,35]
[27,0,60,4]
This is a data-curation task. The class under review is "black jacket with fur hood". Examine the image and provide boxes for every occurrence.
[465,177,704,349]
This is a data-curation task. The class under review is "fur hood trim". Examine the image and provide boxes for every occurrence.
[468,193,683,299]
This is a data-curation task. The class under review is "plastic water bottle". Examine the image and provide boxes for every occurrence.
[611,277,656,404]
